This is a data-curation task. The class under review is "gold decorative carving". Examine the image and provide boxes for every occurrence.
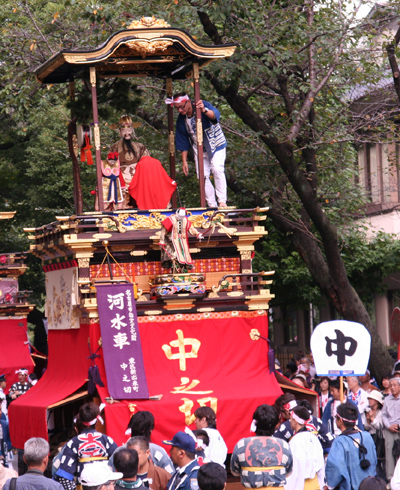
[169,131,175,155]
[64,54,88,63]
[119,212,167,230]
[111,246,134,252]
[240,250,252,261]
[72,134,79,158]
[101,218,127,233]
[250,328,260,341]
[247,303,272,311]
[218,227,236,234]
[93,124,100,151]
[89,67,96,86]
[213,47,236,56]
[78,258,90,268]
[124,40,173,58]
[92,233,112,240]
[128,16,171,29]
[227,291,244,297]
[145,310,162,316]
[211,279,230,293]
[130,250,148,256]
[198,308,215,313]
[242,269,252,274]
[207,292,220,298]
[246,289,274,299]
[197,242,219,248]
[196,120,203,145]
[187,211,214,228]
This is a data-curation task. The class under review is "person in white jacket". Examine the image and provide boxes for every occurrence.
[392,458,400,489]
[194,407,227,467]
[284,406,325,490]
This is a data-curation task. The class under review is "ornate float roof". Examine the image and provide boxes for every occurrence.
[35,17,237,84]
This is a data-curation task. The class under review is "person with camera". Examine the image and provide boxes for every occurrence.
[325,402,377,490]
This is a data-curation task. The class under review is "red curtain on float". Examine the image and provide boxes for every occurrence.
[91,311,282,452]
[9,325,91,449]
[0,318,33,387]
[9,312,282,452]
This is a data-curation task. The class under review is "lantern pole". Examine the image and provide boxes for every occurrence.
[166,77,177,208]
[90,67,104,211]
[192,62,206,208]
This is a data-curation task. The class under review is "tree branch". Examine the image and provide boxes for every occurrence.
[196,10,224,45]
[386,26,400,104]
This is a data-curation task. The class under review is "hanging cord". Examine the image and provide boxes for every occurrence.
[92,242,134,284]
[176,187,183,208]
[87,338,104,394]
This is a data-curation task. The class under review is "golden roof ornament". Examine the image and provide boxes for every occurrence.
[128,16,171,29]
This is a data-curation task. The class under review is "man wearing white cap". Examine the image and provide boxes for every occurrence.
[80,461,123,490]
[169,93,228,208]
[8,369,30,401]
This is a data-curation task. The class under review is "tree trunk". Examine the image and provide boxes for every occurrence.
[208,73,393,380]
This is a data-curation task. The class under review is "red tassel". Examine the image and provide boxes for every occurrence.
[85,148,93,165]
[81,134,94,165]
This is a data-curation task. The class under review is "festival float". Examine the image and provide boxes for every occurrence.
[0,212,35,386]
[9,17,315,453]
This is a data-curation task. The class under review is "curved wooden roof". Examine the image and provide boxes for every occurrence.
[35,21,237,84]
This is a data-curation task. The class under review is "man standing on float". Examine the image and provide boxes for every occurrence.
[167,93,227,208]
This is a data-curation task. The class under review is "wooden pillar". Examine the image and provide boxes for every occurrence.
[90,67,104,211]
[192,62,206,208]
[68,81,84,215]
[166,77,177,208]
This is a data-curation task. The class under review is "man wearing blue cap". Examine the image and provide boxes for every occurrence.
[163,432,199,490]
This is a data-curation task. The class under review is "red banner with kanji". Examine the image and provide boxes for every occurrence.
[92,311,282,452]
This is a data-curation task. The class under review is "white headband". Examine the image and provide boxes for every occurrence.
[291,412,308,425]
[15,369,28,375]
[250,419,257,432]
[165,94,190,105]
[196,438,207,450]
[82,415,104,427]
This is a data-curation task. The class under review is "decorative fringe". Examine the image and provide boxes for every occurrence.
[81,134,94,165]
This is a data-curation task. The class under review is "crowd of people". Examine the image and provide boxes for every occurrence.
[4,359,400,490]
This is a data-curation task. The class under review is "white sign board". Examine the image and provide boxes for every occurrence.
[45,267,80,330]
[310,320,371,376]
